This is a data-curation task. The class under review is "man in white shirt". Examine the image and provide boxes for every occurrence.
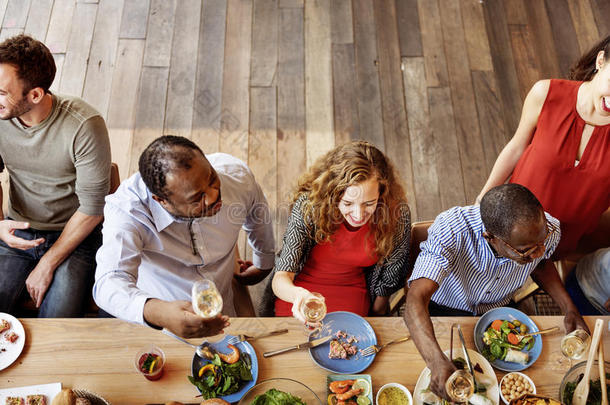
[93,136,275,338]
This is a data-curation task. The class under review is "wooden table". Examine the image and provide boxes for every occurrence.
[1,316,608,404]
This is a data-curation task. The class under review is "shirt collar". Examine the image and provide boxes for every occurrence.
[147,188,178,232]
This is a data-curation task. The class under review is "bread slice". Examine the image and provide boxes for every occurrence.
[5,397,25,405]
[25,395,46,405]
[0,319,10,334]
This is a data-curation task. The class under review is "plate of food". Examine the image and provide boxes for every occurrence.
[308,311,377,374]
[474,307,542,371]
[238,378,322,404]
[0,382,60,405]
[0,312,26,371]
[413,349,500,405]
[327,374,373,405]
[190,335,258,403]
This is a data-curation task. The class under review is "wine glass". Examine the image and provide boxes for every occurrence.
[299,292,327,335]
[192,278,223,319]
[445,369,475,403]
[560,328,591,368]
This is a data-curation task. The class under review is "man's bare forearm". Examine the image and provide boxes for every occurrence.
[404,294,446,367]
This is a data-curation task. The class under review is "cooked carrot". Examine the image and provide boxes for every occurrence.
[507,333,520,345]
[491,320,503,331]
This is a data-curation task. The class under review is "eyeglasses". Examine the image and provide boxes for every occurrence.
[494,221,551,260]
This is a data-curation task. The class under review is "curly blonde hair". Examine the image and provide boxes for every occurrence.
[293,141,408,261]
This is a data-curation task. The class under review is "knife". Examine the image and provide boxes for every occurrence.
[263,334,332,358]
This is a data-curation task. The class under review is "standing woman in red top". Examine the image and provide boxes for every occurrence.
[476,36,610,259]
[268,141,410,320]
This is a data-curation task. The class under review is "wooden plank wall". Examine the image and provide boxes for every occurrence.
[1,0,609,254]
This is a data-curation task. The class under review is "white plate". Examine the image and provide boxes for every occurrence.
[0,383,61,403]
[0,312,26,371]
[413,349,499,405]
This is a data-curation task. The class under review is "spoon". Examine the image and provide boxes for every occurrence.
[162,328,209,358]
[599,332,608,405]
[572,319,604,405]
[522,326,560,338]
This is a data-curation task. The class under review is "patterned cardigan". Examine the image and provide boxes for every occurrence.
[258,194,411,316]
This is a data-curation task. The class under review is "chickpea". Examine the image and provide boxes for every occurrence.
[502,373,534,403]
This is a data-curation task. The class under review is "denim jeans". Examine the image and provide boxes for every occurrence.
[0,224,102,317]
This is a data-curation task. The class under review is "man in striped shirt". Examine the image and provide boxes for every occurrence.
[404,184,587,400]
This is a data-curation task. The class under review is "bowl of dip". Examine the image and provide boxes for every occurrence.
[376,383,412,405]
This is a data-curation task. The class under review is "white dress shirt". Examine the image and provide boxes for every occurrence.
[93,153,275,324]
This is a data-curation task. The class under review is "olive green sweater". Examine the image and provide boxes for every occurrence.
[0,94,111,230]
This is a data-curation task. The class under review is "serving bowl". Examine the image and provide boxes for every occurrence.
[499,372,536,404]
[376,382,412,405]
[238,378,322,405]
[559,360,609,405]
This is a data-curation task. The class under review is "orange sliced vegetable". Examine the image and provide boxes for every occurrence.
[328,394,338,405]
[217,344,240,364]
[491,320,503,331]
[198,363,216,378]
[507,332,520,345]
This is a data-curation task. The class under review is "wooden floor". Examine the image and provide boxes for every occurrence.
[3,0,609,255]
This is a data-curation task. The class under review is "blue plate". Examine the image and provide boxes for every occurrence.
[474,307,542,371]
[309,311,377,374]
[190,335,258,403]
[327,374,373,404]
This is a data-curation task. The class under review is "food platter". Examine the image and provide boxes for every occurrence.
[327,374,373,405]
[308,311,377,374]
[474,307,542,371]
[413,349,499,405]
[0,312,26,371]
[190,334,259,403]
[0,383,61,404]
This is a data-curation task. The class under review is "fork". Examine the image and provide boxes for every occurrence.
[360,335,410,356]
[227,328,289,344]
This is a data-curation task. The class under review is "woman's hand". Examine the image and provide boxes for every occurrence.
[290,287,312,323]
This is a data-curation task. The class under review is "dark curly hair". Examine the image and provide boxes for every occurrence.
[569,35,610,81]
[0,34,56,94]
[480,184,543,239]
[138,135,205,200]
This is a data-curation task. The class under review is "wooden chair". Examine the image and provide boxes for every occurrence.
[388,220,433,315]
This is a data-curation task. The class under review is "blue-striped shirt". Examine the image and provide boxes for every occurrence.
[408,205,561,315]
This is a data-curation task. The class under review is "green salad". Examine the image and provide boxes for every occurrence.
[188,350,253,399]
[563,372,610,405]
[481,319,534,364]
[250,388,307,405]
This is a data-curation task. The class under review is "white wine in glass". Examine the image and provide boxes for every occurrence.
[300,292,326,334]
[560,329,591,361]
[192,279,223,319]
[445,369,475,403]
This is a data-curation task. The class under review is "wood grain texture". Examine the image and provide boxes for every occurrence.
[417,0,449,87]
[373,0,416,219]
[0,26,21,41]
[332,43,360,145]
[305,0,334,166]
[24,0,53,41]
[396,0,422,57]
[44,0,75,53]
[472,70,509,174]
[220,0,252,162]
[106,39,145,180]
[191,0,226,153]
[568,0,599,55]
[0,0,8,34]
[6,316,605,404]
[543,0,580,78]
[82,0,124,117]
[590,0,610,38]
[119,0,150,39]
[59,2,97,97]
[402,57,440,221]
[49,52,64,94]
[461,0,493,71]
[428,87,466,210]
[523,0,561,79]
[128,66,169,175]
[440,0,486,204]
[250,0,278,87]
[163,0,201,138]
[352,0,384,149]
[277,7,305,243]
[330,0,353,45]
[279,0,302,7]
[503,0,527,24]
[2,0,31,29]
[509,23,542,102]
[142,0,176,67]
[483,0,522,136]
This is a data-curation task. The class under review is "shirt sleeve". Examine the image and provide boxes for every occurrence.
[408,213,457,287]
[93,201,153,325]
[73,115,111,216]
[371,203,411,297]
[274,195,314,274]
[242,174,276,270]
[542,212,561,260]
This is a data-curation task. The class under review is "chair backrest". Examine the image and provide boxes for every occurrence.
[109,163,120,194]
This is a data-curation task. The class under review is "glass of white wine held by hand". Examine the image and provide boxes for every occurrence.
[192,278,223,319]
[445,369,475,403]
[560,328,591,367]
[299,292,327,335]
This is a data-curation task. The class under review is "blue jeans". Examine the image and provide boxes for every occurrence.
[0,225,101,317]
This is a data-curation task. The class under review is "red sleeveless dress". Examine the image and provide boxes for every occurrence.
[274,222,378,317]
[510,79,610,258]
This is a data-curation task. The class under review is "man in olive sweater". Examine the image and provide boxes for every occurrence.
[0,35,111,317]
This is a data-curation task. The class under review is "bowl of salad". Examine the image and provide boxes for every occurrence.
[474,307,542,371]
[560,360,609,405]
[238,378,322,405]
